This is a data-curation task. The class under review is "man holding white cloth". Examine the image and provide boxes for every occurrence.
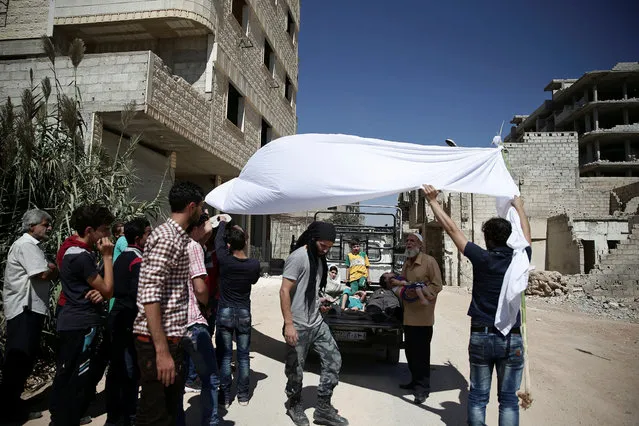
[423,184,531,426]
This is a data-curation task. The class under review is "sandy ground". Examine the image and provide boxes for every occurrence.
[23,277,639,426]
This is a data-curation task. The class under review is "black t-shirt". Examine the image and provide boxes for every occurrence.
[464,242,532,327]
[215,222,261,310]
[112,246,143,313]
[57,247,103,331]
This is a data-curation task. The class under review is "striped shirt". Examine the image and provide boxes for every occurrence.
[133,219,191,338]
[187,239,208,328]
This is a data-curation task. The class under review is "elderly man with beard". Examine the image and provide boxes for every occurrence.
[391,232,442,404]
[279,221,348,426]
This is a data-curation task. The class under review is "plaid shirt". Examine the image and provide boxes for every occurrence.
[133,219,191,338]
[186,239,208,328]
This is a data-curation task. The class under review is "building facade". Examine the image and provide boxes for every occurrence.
[0,0,301,260]
[402,63,639,297]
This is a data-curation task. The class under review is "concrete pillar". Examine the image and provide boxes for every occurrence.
[594,140,601,161]
[625,140,632,161]
[593,84,598,102]
[593,108,599,130]
[623,81,628,100]
[623,108,629,124]
[246,215,252,256]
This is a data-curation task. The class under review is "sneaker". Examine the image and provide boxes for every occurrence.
[238,399,249,406]
[184,382,201,393]
[413,392,428,404]
[79,416,92,425]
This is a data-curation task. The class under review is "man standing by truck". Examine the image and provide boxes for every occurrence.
[279,221,349,426]
[391,232,442,404]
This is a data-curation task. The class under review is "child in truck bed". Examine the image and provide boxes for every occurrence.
[340,288,367,311]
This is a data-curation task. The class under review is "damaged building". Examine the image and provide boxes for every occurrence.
[401,62,639,297]
[0,0,300,261]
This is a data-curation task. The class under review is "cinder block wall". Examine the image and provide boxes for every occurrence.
[0,52,150,111]
[0,0,51,40]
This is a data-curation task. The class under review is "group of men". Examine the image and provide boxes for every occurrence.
[277,185,531,426]
[1,180,531,426]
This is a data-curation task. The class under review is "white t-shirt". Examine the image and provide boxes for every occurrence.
[3,233,51,320]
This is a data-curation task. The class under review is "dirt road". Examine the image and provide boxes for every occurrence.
[26,277,639,425]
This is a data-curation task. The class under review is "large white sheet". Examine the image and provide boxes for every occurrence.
[205,133,519,214]
[205,133,529,334]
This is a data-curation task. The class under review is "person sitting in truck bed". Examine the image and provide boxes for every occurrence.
[380,272,432,305]
[319,266,346,312]
[340,288,367,311]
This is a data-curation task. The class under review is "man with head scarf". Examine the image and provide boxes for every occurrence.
[279,221,348,426]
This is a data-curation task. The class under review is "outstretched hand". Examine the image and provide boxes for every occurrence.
[512,196,524,210]
[421,184,439,202]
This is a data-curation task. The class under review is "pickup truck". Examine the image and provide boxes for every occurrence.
[314,208,405,364]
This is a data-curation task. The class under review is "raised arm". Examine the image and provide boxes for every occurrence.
[512,196,532,245]
[422,185,468,252]
[214,220,231,262]
[87,237,115,298]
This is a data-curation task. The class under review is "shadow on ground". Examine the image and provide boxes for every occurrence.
[251,327,469,424]
[183,368,267,426]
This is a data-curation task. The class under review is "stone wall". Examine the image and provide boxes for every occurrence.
[147,53,211,151]
[611,181,639,215]
[569,222,639,297]
[215,0,298,139]
[0,51,150,111]
[270,213,311,260]
[0,0,51,40]
[546,215,581,274]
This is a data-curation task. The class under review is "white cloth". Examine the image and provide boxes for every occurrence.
[205,133,529,331]
[494,199,531,335]
[205,133,519,214]
[3,233,51,320]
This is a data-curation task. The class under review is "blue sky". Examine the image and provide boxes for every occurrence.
[295,0,638,211]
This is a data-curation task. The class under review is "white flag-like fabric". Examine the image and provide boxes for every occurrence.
[205,133,530,331]
[205,133,519,214]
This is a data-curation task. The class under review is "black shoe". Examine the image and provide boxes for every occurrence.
[413,393,428,404]
[313,396,348,426]
[399,382,415,390]
[286,396,310,426]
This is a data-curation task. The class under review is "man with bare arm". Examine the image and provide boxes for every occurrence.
[423,184,532,426]
[280,221,348,426]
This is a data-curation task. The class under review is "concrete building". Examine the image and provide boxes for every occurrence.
[0,0,300,260]
[402,63,639,297]
[507,62,639,177]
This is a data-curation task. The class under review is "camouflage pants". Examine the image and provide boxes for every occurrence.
[284,321,341,399]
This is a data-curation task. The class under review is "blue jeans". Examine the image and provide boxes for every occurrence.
[216,306,251,401]
[178,324,220,426]
[467,331,524,426]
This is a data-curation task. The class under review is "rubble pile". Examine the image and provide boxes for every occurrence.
[526,270,569,297]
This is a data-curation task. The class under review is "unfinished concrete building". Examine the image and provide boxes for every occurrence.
[0,0,300,260]
[402,62,639,297]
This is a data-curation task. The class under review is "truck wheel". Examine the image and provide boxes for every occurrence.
[386,344,400,365]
